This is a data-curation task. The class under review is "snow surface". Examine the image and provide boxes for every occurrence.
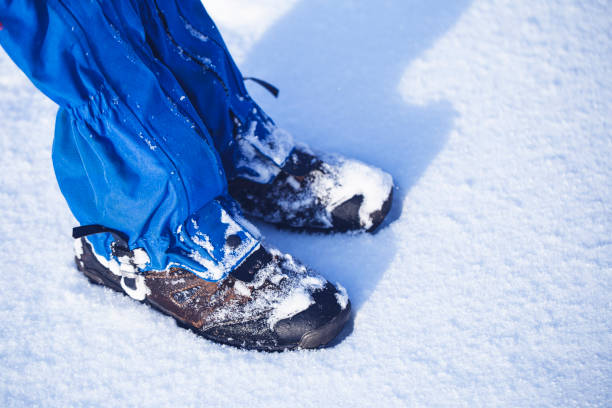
[0,0,611,406]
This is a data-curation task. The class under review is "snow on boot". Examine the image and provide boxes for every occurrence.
[74,233,351,351]
[229,145,394,233]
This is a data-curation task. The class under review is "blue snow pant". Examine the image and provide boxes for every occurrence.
[0,0,293,281]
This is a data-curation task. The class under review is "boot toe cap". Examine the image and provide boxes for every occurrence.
[274,283,351,349]
[330,185,393,233]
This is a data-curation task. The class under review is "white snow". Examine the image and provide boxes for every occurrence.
[234,137,281,182]
[119,275,150,301]
[186,249,224,281]
[241,121,295,167]
[73,237,84,258]
[181,18,209,43]
[131,248,150,269]
[191,233,214,255]
[312,154,394,229]
[233,280,251,298]
[0,0,610,406]
[205,251,321,331]
[180,204,260,281]
[334,283,349,310]
[268,288,314,330]
[300,276,325,290]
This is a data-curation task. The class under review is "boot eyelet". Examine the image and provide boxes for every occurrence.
[226,234,242,249]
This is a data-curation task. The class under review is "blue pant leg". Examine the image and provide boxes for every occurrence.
[135,0,295,182]
[0,0,260,281]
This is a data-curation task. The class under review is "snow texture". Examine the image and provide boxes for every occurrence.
[0,0,610,406]
[201,247,328,331]
[241,120,295,167]
[311,153,394,229]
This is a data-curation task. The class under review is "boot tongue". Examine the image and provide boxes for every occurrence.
[230,245,273,283]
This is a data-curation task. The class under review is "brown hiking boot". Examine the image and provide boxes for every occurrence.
[75,237,351,351]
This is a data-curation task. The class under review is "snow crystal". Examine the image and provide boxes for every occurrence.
[187,249,224,281]
[131,248,150,268]
[180,205,260,281]
[312,155,393,230]
[268,288,314,329]
[192,233,214,255]
[73,237,84,258]
[220,209,242,237]
[119,275,150,301]
[301,276,325,290]
[117,255,137,273]
[181,18,209,42]
[233,280,251,297]
[241,121,294,167]
[334,283,349,310]
[235,137,281,183]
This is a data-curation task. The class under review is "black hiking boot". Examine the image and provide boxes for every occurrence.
[229,147,394,233]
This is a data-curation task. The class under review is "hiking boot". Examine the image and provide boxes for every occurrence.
[229,146,394,232]
[74,235,351,351]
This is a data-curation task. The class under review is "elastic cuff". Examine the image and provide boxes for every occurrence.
[82,198,261,283]
[165,199,261,281]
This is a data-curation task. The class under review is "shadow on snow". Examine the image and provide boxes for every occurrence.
[238,0,472,346]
